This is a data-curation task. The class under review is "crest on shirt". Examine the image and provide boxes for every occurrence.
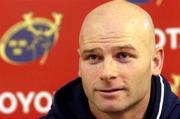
[0,12,63,65]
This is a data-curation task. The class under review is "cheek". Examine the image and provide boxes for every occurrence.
[80,62,101,80]
[127,62,152,98]
[126,54,152,78]
[80,63,99,96]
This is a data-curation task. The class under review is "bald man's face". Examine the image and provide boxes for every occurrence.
[78,1,161,115]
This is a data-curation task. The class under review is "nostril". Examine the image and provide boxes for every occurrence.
[100,74,116,81]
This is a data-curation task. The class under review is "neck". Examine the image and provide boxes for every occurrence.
[89,89,150,119]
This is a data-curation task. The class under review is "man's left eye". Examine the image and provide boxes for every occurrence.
[116,52,131,62]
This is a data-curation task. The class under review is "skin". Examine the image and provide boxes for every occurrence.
[78,1,164,119]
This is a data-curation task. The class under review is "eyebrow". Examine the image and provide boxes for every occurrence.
[81,48,102,55]
[81,44,136,55]
[113,45,136,51]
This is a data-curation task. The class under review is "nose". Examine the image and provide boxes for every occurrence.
[100,57,118,81]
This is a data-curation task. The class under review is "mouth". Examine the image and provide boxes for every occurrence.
[98,88,122,93]
[96,88,125,98]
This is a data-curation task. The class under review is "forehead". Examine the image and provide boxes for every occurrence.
[79,12,154,54]
[79,35,146,54]
[80,18,149,50]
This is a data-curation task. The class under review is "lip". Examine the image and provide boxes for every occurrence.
[96,88,125,98]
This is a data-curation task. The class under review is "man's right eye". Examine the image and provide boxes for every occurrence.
[86,55,102,64]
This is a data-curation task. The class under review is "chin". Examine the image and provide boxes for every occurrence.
[95,102,126,113]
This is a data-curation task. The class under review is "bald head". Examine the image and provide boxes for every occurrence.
[79,0,155,53]
[79,2,164,117]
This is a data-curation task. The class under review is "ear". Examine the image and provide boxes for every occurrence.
[78,71,81,77]
[152,47,164,76]
[77,48,80,55]
[77,48,81,77]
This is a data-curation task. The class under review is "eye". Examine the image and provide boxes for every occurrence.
[116,52,132,63]
[86,54,102,64]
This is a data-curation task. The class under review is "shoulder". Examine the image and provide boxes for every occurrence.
[40,77,83,119]
[167,103,180,119]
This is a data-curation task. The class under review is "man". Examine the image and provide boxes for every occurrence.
[41,0,180,119]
